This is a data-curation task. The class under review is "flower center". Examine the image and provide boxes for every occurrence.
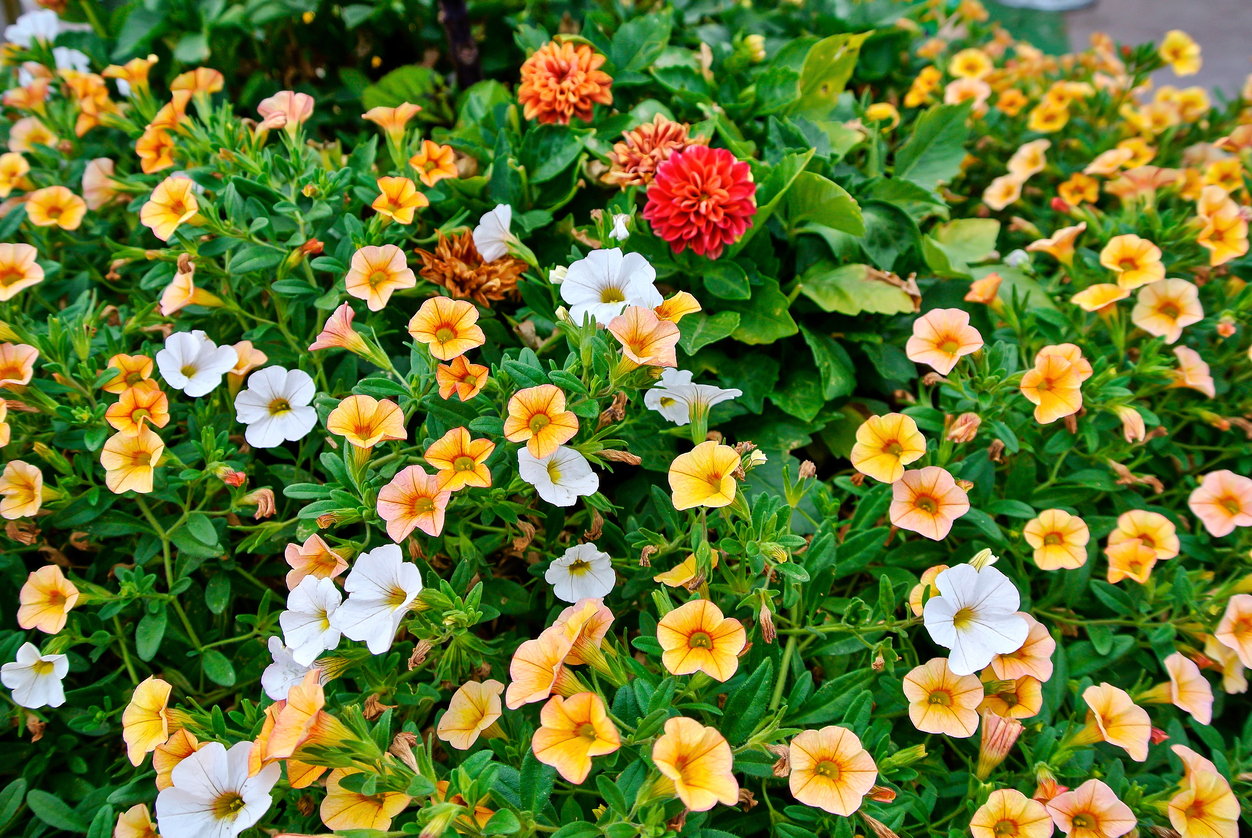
[1118,258,1139,272]
[31,659,55,676]
[546,459,563,483]
[952,607,976,630]
[180,364,198,378]
[46,205,63,219]
[600,287,626,304]
[1138,534,1155,549]
[928,689,953,706]
[884,440,904,456]
[168,199,187,216]
[939,339,960,355]
[1220,496,1243,515]
[384,585,410,609]
[659,396,675,407]
[435,326,456,343]
[368,270,390,289]
[1071,813,1095,830]
[528,414,551,434]
[211,792,247,820]
[453,455,476,473]
[0,267,25,287]
[268,398,292,416]
[567,559,591,577]
[814,760,841,780]
[577,723,597,741]
[1043,532,1063,546]
[413,497,435,513]
[914,495,938,514]
[993,820,1020,836]
[688,631,713,650]
[1159,303,1180,319]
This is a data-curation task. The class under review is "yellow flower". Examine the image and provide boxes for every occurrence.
[948,48,993,79]
[17,565,79,634]
[504,626,580,709]
[1020,353,1083,425]
[1084,147,1134,176]
[1169,770,1239,838]
[531,692,620,784]
[667,440,741,510]
[1108,509,1180,561]
[654,291,702,324]
[153,728,202,790]
[103,353,154,394]
[326,394,406,449]
[437,679,505,751]
[788,725,878,815]
[902,657,983,737]
[656,599,746,682]
[1071,284,1129,313]
[1203,158,1243,194]
[26,185,86,230]
[1075,682,1151,761]
[979,673,1043,719]
[1026,101,1069,133]
[1007,139,1050,180]
[1023,509,1090,570]
[100,426,164,494]
[105,381,171,435]
[0,460,43,519]
[408,139,458,187]
[983,174,1023,211]
[424,426,495,491]
[971,789,1053,838]
[113,804,158,838]
[344,244,416,311]
[139,177,199,242]
[371,175,428,224]
[651,717,739,812]
[1100,234,1165,289]
[0,242,43,302]
[1105,538,1158,584]
[654,553,719,588]
[851,413,926,483]
[363,102,422,145]
[436,356,489,402]
[1197,205,1249,267]
[1058,173,1099,206]
[0,342,38,391]
[1116,136,1156,168]
[865,102,900,128]
[1025,222,1086,267]
[990,614,1056,682]
[503,384,580,459]
[407,296,485,361]
[0,152,30,198]
[122,676,174,765]
[1131,278,1203,344]
[320,768,411,831]
[1159,30,1201,76]
[170,67,225,96]
[102,54,159,96]
[135,126,175,174]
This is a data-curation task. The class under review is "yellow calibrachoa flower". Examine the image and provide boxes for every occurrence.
[788,725,878,816]
[1116,137,1156,168]
[1020,353,1083,424]
[948,48,993,79]
[656,599,746,682]
[100,426,164,494]
[0,242,44,301]
[1058,173,1099,206]
[344,244,416,311]
[1026,101,1069,133]
[655,290,702,324]
[1023,509,1090,570]
[1169,770,1239,838]
[113,804,158,838]
[409,139,459,187]
[102,54,159,96]
[122,677,175,765]
[1132,278,1202,344]
[1073,682,1151,762]
[0,152,30,198]
[1203,158,1243,193]
[135,126,175,174]
[1108,509,1180,561]
[17,565,79,634]
[105,381,170,435]
[326,394,407,448]
[437,679,505,751]
[971,789,1053,838]
[424,426,495,491]
[1159,30,1201,76]
[851,413,926,484]
[902,657,984,737]
[1026,222,1086,266]
[363,102,422,144]
[103,353,154,394]
[153,728,201,790]
[436,356,489,401]
[407,296,486,361]
[1046,779,1136,838]
[651,717,738,812]
[654,552,719,588]
[320,768,411,831]
[1100,234,1164,289]
[1106,538,1158,584]
[1197,205,1249,266]
[667,440,740,510]
[504,627,579,709]
[26,185,87,230]
[979,673,1043,719]
[1008,139,1050,180]
[531,692,620,783]
[139,177,199,242]
[503,384,580,459]
[1071,284,1129,312]
[0,460,43,519]
[371,175,428,224]
[0,342,38,390]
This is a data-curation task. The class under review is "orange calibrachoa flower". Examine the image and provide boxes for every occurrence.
[114,804,158,838]
[0,460,43,519]
[1214,595,1252,668]
[0,242,43,301]
[889,466,970,540]
[1131,278,1202,344]
[1023,509,1090,570]
[1059,173,1099,206]
[371,176,428,224]
[552,599,615,667]
[1071,284,1129,312]
[423,426,495,491]
[531,692,620,783]
[1072,683,1151,762]
[1197,205,1249,266]
[1159,30,1201,76]
[0,152,31,199]
[344,244,416,311]
[902,657,984,737]
[1027,222,1087,266]
[651,717,738,812]
[1106,539,1158,584]
[850,412,926,484]
[105,381,170,434]
[102,54,158,96]
[504,384,579,459]
[408,139,458,187]
[1171,346,1216,397]
[788,725,878,816]
[377,464,451,540]
[1189,470,1252,537]
[26,185,86,230]
[17,565,79,634]
[1020,353,1083,424]
[908,564,948,616]
[607,306,680,368]
[170,67,225,97]
[1108,509,1180,560]
[407,296,485,361]
[122,677,177,765]
[320,768,411,831]
[1138,652,1213,725]
[362,102,422,144]
[326,395,406,449]
[905,308,983,375]
[0,342,37,391]
[309,302,373,358]
[995,88,1029,117]
[139,177,199,242]
[1169,769,1239,838]
[284,533,349,590]
[436,356,489,402]
[504,627,580,709]
[980,674,1043,720]
[101,427,165,494]
[103,354,153,394]
[135,126,175,173]
[971,789,1053,838]
[991,614,1056,682]
[656,599,746,682]
[965,273,1002,305]
[1045,779,1136,838]
[152,728,201,790]
[1100,234,1165,289]
[667,440,741,510]
[518,40,613,125]
[437,679,505,751]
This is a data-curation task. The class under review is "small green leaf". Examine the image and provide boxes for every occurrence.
[796,262,915,316]
[678,312,740,354]
[791,32,872,120]
[702,261,751,300]
[26,790,89,833]
[204,574,231,615]
[135,608,167,662]
[184,513,218,547]
[201,650,237,686]
[787,172,864,236]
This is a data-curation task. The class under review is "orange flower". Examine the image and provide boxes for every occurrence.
[971,789,1053,838]
[344,244,416,311]
[1037,343,1092,383]
[1159,30,1201,76]
[363,102,422,144]
[408,140,458,187]
[263,670,353,767]
[148,90,191,132]
[326,395,406,449]
[552,599,615,667]
[1026,222,1086,266]
[227,341,267,396]
[437,679,505,750]
[504,627,580,709]
[1171,346,1216,398]
[788,725,878,816]
[606,114,708,188]
[284,533,349,590]
[906,308,983,375]
[320,768,411,831]
[309,302,373,358]
[995,88,1029,117]
[140,177,199,242]
[850,412,926,484]
[908,565,949,616]
[1189,470,1252,537]
[1071,284,1129,312]
[903,657,984,737]
[1197,205,1249,266]
[965,273,1002,305]
[135,126,175,174]
[0,152,31,199]
[655,553,720,588]
[1117,137,1156,168]
[407,296,485,361]
[8,117,57,153]
[1023,509,1090,570]
[1045,779,1136,838]
[378,464,451,540]
[531,692,620,784]
[423,427,495,492]
[114,804,158,838]
[1132,279,1202,344]
[652,717,738,812]
[104,381,170,435]
[153,728,201,790]
[436,356,489,402]
[1100,234,1164,289]
[26,185,86,230]
[979,673,1043,719]
[888,466,969,540]
[1214,595,1252,668]
[503,384,579,459]
[0,342,37,390]
[0,242,42,301]
[1109,509,1179,560]
[101,426,164,494]
[1169,770,1239,838]
[990,614,1056,682]
[518,40,613,125]
[17,565,79,634]
[667,440,741,510]
[1058,174,1099,206]
[103,353,153,394]
[1020,353,1083,424]
[1076,683,1151,762]
[102,54,158,96]
[0,460,42,519]
[371,176,428,224]
[122,677,175,765]
[656,599,746,682]
[1138,652,1213,725]
[170,67,224,96]
[607,306,680,367]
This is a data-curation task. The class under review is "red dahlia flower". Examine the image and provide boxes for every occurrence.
[642,145,756,260]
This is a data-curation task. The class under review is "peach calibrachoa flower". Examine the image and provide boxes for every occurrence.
[170,67,225,97]
[948,78,993,115]
[1214,595,1252,668]
[995,88,1029,117]
[0,400,9,449]
[361,101,420,143]
[905,308,983,375]
[652,717,738,812]
[1037,344,1092,383]
[407,296,485,361]
[309,302,373,358]
[971,789,1053,838]
[889,466,970,540]
[122,676,175,765]
[101,426,165,494]
[1026,222,1087,266]
[1202,634,1247,695]
[8,117,57,154]
[983,175,1023,210]
[140,177,199,242]
[423,427,495,492]
[1111,405,1146,443]
[1076,683,1151,762]
[377,464,451,540]
[656,599,746,682]
[606,114,707,188]
[850,412,926,484]
[1188,470,1252,537]
[949,48,994,79]
[788,725,878,816]
[607,306,680,368]
[1024,509,1090,570]
[1131,278,1202,344]
[1116,137,1155,168]
[371,175,428,224]
[504,384,579,459]
[908,565,948,616]
[1109,509,1180,560]
[531,692,620,784]
[114,804,158,838]
[408,139,458,187]
[0,152,31,199]
[991,614,1056,682]
[1099,234,1164,289]
[1020,353,1083,424]
[345,244,416,311]
[256,90,314,134]
[1137,652,1214,725]
[0,242,43,301]
[153,728,202,790]
[26,185,86,230]
[965,273,1002,305]
[1159,29,1201,76]
[1169,769,1239,838]
[102,53,159,95]
[436,356,489,402]
[320,768,411,831]
[1170,346,1216,397]
[902,657,984,737]
[437,679,505,751]
[981,673,1044,719]
[104,353,154,394]
[326,395,406,449]
[552,598,615,667]
[1008,139,1050,179]
[135,126,175,173]
[504,627,580,709]
[104,381,170,434]
[159,266,223,316]
[1197,205,1249,266]
[17,565,79,634]
[0,342,37,391]
[1071,284,1129,312]
[643,144,757,260]
[517,40,613,125]
[1059,173,1099,206]
[0,460,43,519]
[284,534,349,590]
[667,440,741,510]
[1046,779,1136,838]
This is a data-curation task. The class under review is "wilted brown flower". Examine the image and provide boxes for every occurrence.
[605,114,708,188]
[415,232,526,306]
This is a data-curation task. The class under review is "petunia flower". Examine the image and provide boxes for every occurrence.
[1188,470,1252,537]
[320,768,410,831]
[106,381,171,435]
[902,657,984,737]
[889,466,970,540]
[122,676,175,765]
[850,413,927,484]
[436,356,489,401]
[140,177,198,241]
[331,544,423,655]
[473,204,516,262]
[377,465,450,540]
[26,185,86,230]
[256,90,314,134]
[990,614,1056,682]
[504,384,579,459]
[284,534,348,590]
[1,642,68,709]
[423,426,495,491]
[17,565,79,634]
[560,247,663,327]
[656,599,746,682]
[437,679,505,750]
[788,725,878,816]
[651,717,739,811]
[644,368,741,426]
[234,366,318,449]
[531,692,620,783]
[922,563,1029,676]
[407,296,485,361]
[1045,779,1135,838]
[280,576,343,666]
[1170,346,1216,397]
[0,242,43,301]
[545,542,615,603]
[519,445,599,507]
[156,331,237,397]
[1023,509,1090,570]
[344,244,416,311]
[906,308,983,375]
[156,741,280,838]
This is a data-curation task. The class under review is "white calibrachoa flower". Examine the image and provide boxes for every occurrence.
[280,577,343,666]
[644,368,743,426]
[518,445,599,507]
[473,203,515,262]
[156,741,280,838]
[260,636,319,701]
[545,542,615,603]
[609,212,631,240]
[234,366,318,449]
[332,544,423,655]
[5,10,59,48]
[1,642,68,709]
[156,331,238,398]
[52,46,90,75]
[922,563,1029,676]
[561,247,663,326]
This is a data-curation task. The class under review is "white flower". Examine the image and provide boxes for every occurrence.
[260,636,319,701]
[1004,249,1030,267]
[922,564,1029,676]
[609,213,631,241]
[5,10,59,48]
[52,46,90,74]
[1,642,68,709]
[116,78,132,98]
[331,544,423,655]
[561,247,662,326]
[473,204,514,262]
[518,445,599,507]
[234,366,318,449]
[156,741,280,838]
[280,577,343,666]
[545,542,615,603]
[644,368,743,426]
[157,331,238,398]
[548,265,567,285]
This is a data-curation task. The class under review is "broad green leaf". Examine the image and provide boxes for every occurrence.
[858,201,920,271]
[204,574,231,615]
[678,312,740,354]
[26,790,88,833]
[135,608,167,662]
[202,650,237,686]
[723,279,798,345]
[0,778,26,832]
[702,260,751,300]
[770,367,825,422]
[894,102,972,191]
[363,65,440,112]
[795,262,915,316]
[801,326,856,399]
[184,512,218,547]
[791,32,872,120]
[722,658,775,744]
[520,125,586,184]
[607,11,673,76]
[928,219,1000,270]
[787,172,864,236]
[731,149,814,255]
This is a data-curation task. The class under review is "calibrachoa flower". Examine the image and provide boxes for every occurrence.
[1171,346,1216,397]
[517,40,613,125]
[607,305,680,368]
[284,534,349,590]
[26,185,86,230]
[902,657,984,737]
[114,804,158,838]
[1100,234,1164,289]
[1159,29,1201,75]
[1188,470,1252,537]
[561,247,662,326]
[320,768,411,831]
[363,102,421,144]
[377,465,450,540]
[140,177,198,241]
[1131,278,1202,343]
[1076,683,1151,761]
[546,542,615,603]
[1214,595,1252,668]
[331,544,422,655]
[651,717,738,812]
[504,384,579,458]
[1138,652,1213,725]
[17,564,79,633]
[437,679,505,750]
[0,242,43,301]
[260,637,320,701]
[644,368,742,426]
[1168,769,1239,838]
[922,563,1029,676]
[553,599,614,667]
[0,342,37,391]
[889,466,970,540]
[326,395,406,449]
[345,244,416,311]
[0,460,43,519]
[1108,509,1179,560]
[122,676,175,765]
[156,331,237,397]
[1020,353,1083,424]
[101,426,165,494]
[643,145,757,259]
[408,139,457,187]
[668,440,741,510]
[851,413,927,483]
[505,627,578,709]
[991,614,1056,682]
[980,673,1043,720]
[1105,538,1158,584]
[519,445,599,507]
[371,175,428,223]
[531,692,620,783]
[472,204,516,262]
[1,642,68,709]
[424,426,495,491]
[156,741,280,838]
[281,576,343,666]
[971,789,1054,838]
[1045,779,1135,838]
[1023,509,1090,570]
[1071,283,1129,312]
[436,356,489,401]
[656,599,746,681]
[787,726,878,816]
[906,308,983,375]
[256,90,314,134]
[407,296,485,360]
[233,366,317,449]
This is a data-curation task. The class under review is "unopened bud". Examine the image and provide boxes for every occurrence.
[969,548,999,570]
[600,449,641,465]
[976,712,1023,779]
[879,744,927,770]
[946,412,981,443]
[759,603,776,644]
[798,460,817,479]
[920,372,946,387]
[955,478,974,492]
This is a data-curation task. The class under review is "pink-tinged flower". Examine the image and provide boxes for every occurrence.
[257,90,314,134]
[1141,652,1213,725]
[607,306,680,367]
[906,309,983,375]
[1188,470,1252,537]
[309,303,370,355]
[1020,353,1083,424]
[283,534,348,590]
[1108,509,1180,561]
[1170,346,1215,397]
[991,613,1056,682]
[1214,595,1252,668]
[376,465,451,541]
[889,466,970,540]
[642,145,756,260]
[1045,779,1136,838]
[1131,279,1203,344]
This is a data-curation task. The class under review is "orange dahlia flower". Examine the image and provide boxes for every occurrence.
[517,40,613,125]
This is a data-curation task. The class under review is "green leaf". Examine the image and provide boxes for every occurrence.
[922,219,1000,277]
[606,10,673,76]
[770,368,825,422]
[859,200,922,271]
[800,327,856,399]
[702,260,751,300]
[484,809,522,835]
[135,608,167,662]
[0,778,27,832]
[86,805,114,838]
[679,312,740,354]
[795,262,916,316]
[520,125,587,184]
[722,279,798,345]
[202,650,237,686]
[731,150,814,255]
[204,574,231,615]
[26,790,89,833]
[787,172,864,236]
[722,658,775,744]
[362,65,440,112]
[173,32,210,63]
[791,32,872,120]
[230,245,286,275]
[595,775,629,815]
[184,512,218,547]
[893,102,972,191]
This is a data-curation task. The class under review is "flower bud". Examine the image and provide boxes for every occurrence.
[976,712,1023,779]
[879,744,927,771]
[241,488,275,519]
[969,548,999,570]
[759,601,776,644]
[946,412,982,443]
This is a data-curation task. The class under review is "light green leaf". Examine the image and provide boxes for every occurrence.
[723,279,798,345]
[136,608,167,661]
[26,791,88,833]
[787,172,864,236]
[173,32,210,64]
[791,32,872,120]
[922,219,1000,277]
[795,262,916,316]
[894,102,972,191]
[678,312,740,354]
[363,65,440,112]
